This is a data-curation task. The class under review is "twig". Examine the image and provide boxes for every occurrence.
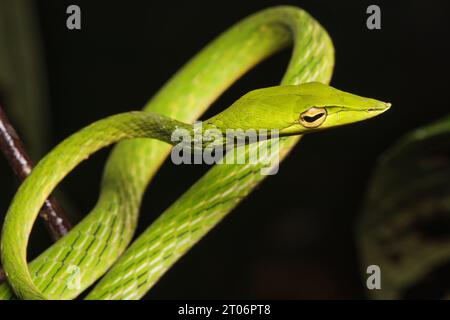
[0,95,72,284]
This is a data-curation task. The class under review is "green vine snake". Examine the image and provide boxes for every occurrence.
[0,6,390,300]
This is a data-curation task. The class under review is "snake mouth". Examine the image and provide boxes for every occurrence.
[367,102,391,113]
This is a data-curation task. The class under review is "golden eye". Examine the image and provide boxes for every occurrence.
[299,107,327,128]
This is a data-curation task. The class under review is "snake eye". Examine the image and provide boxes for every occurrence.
[299,107,327,128]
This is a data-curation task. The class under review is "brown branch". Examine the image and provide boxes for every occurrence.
[0,94,72,284]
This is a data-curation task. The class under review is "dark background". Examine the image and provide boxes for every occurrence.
[1,0,449,299]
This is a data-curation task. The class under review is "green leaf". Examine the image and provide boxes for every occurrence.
[358,116,450,299]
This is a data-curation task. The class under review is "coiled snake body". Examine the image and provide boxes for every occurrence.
[0,6,389,300]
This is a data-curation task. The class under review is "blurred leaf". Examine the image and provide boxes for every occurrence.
[358,116,450,299]
[0,0,49,158]
[0,0,79,224]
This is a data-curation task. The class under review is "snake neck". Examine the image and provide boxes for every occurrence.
[172,120,280,154]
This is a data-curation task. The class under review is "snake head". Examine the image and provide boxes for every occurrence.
[208,82,390,136]
[279,82,391,135]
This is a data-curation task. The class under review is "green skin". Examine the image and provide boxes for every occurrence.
[0,7,389,300]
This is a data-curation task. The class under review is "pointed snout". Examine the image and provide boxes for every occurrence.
[366,101,391,118]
